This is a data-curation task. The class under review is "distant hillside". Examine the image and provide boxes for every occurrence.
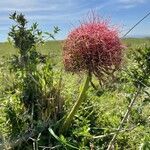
[0,40,63,57]
[0,38,150,57]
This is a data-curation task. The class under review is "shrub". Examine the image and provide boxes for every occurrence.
[1,12,63,149]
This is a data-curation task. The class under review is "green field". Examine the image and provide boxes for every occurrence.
[0,40,62,57]
[0,38,150,57]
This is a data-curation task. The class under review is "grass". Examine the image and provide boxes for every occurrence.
[123,37,150,47]
[0,40,63,57]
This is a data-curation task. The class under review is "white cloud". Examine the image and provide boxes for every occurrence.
[118,0,146,4]
[0,0,37,8]
[120,4,137,9]
[0,0,110,24]
[0,0,86,25]
[0,6,57,12]
[0,0,81,12]
[117,0,147,9]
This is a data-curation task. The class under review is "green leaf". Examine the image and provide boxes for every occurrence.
[48,128,79,149]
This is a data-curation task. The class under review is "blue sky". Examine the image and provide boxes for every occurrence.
[0,0,150,42]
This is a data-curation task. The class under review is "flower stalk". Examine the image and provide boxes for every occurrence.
[60,73,91,134]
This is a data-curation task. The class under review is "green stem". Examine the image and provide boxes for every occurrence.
[60,73,91,134]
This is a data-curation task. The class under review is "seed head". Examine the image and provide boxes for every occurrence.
[63,15,123,78]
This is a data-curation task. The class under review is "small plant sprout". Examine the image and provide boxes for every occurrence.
[60,13,124,134]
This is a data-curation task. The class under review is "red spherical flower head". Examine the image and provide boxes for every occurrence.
[63,14,123,78]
